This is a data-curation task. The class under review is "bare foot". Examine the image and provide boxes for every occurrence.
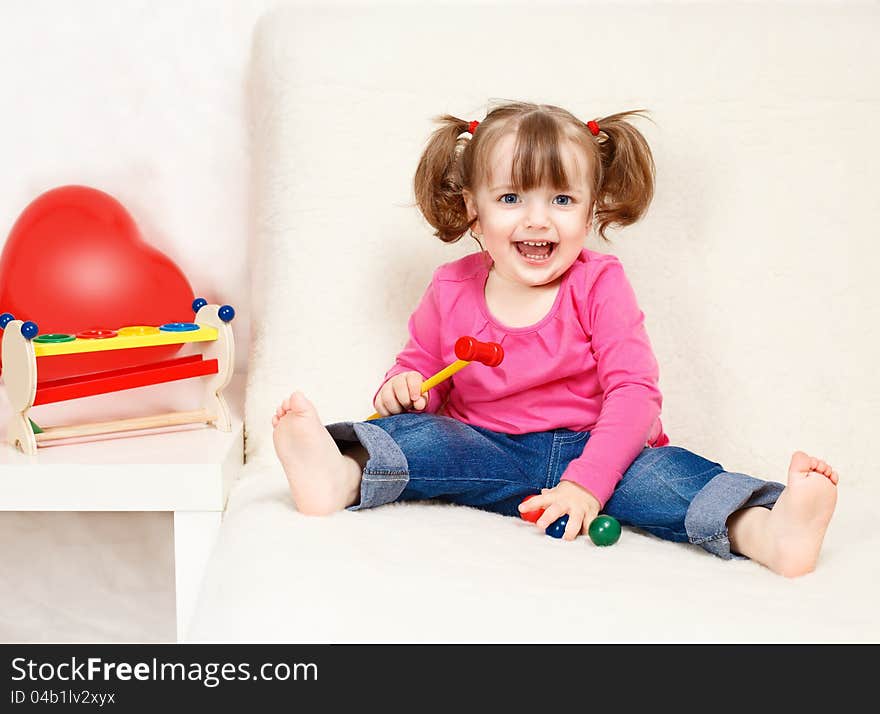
[764,451,839,577]
[272,391,362,515]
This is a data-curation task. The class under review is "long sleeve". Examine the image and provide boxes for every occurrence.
[372,276,453,414]
[560,262,662,507]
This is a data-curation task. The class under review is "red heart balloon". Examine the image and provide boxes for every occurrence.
[0,185,194,381]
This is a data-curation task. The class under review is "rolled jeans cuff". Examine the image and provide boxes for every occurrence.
[684,472,784,560]
[325,420,410,511]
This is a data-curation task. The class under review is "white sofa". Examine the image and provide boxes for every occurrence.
[186,3,880,643]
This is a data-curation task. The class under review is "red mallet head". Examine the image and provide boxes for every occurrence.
[454,336,504,366]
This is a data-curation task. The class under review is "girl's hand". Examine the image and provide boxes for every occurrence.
[518,480,601,541]
[373,371,428,416]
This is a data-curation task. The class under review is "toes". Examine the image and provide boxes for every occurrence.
[809,463,838,485]
[789,451,812,474]
[289,391,308,412]
[289,391,318,417]
[273,391,319,424]
[790,451,838,485]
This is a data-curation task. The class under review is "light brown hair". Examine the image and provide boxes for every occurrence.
[413,100,655,243]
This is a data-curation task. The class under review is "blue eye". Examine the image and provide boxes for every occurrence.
[498,193,573,205]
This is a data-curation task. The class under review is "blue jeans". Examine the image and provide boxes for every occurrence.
[325,413,784,560]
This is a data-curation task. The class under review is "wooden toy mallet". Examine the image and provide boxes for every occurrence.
[366,335,504,420]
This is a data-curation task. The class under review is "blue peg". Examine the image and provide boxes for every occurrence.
[545,514,569,539]
[218,304,235,323]
[21,321,39,340]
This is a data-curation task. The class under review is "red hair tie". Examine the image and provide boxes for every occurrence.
[468,120,480,134]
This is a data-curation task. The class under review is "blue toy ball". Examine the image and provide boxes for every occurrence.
[545,514,569,539]
[0,312,14,329]
[192,297,208,313]
[21,321,39,340]
[218,304,235,323]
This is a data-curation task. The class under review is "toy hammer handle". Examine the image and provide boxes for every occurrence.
[366,336,503,420]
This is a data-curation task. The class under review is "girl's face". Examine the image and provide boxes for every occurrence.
[464,132,593,289]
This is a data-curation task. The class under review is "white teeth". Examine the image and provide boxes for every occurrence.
[516,240,554,260]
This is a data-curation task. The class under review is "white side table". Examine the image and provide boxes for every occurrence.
[0,372,245,641]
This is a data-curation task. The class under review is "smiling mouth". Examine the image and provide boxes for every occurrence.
[514,241,557,261]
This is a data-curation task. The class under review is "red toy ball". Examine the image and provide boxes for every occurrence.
[0,186,195,380]
[519,495,545,524]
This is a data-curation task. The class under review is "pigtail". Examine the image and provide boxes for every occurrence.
[413,114,475,243]
[591,110,656,242]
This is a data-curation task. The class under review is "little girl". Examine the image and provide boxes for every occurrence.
[272,100,838,578]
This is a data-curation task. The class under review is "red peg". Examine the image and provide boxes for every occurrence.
[454,336,504,366]
[519,495,544,523]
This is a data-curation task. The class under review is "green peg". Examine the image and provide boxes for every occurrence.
[588,515,621,546]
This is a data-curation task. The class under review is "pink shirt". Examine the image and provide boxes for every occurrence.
[373,248,669,507]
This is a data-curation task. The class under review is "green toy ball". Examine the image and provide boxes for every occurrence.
[588,515,621,546]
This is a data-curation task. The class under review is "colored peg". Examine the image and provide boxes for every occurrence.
[218,305,235,322]
[0,312,13,329]
[366,336,504,420]
[519,494,543,523]
[191,298,234,322]
[520,496,568,536]
[21,321,38,340]
[76,329,117,340]
[588,515,621,546]
[519,495,621,546]
[545,514,569,539]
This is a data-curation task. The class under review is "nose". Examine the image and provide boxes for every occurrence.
[525,202,549,231]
